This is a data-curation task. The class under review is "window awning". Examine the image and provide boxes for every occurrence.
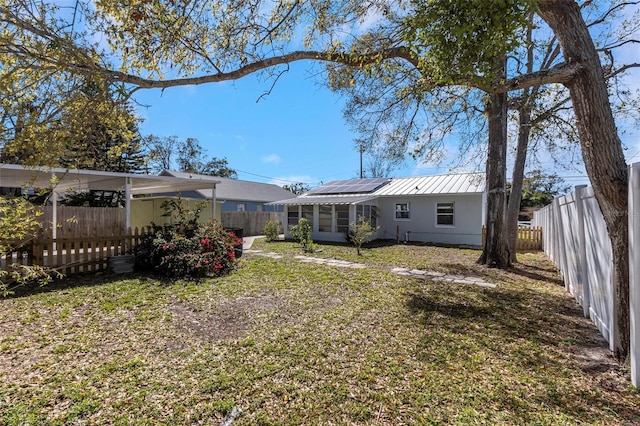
[269,195,376,206]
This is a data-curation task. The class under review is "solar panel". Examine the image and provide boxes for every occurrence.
[306,178,391,195]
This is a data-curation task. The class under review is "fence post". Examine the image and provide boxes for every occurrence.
[629,162,640,387]
[552,198,568,289]
[575,185,590,318]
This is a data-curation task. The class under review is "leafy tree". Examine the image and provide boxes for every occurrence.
[142,135,237,177]
[142,135,181,173]
[508,170,569,210]
[200,157,237,178]
[282,182,310,195]
[520,170,570,208]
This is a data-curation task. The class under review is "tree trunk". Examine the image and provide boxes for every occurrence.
[506,104,531,263]
[479,57,511,268]
[538,0,630,360]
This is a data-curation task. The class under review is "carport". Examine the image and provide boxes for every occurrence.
[0,163,221,237]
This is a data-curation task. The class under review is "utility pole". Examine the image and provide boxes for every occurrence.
[357,139,366,179]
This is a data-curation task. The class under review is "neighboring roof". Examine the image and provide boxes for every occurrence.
[275,195,376,206]
[270,172,485,205]
[161,170,294,203]
[0,164,220,195]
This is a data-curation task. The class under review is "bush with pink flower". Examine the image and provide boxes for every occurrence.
[134,221,240,279]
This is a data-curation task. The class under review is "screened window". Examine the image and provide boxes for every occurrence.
[436,202,455,226]
[256,204,263,212]
[395,203,410,219]
[319,205,332,232]
[287,208,299,228]
[356,205,378,228]
[335,205,350,233]
[301,205,314,221]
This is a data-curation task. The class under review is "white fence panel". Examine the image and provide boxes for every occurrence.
[558,193,582,300]
[581,187,614,347]
[531,161,640,387]
[533,185,615,352]
[629,162,640,387]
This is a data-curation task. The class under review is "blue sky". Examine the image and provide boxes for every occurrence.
[134,61,468,188]
[131,12,640,192]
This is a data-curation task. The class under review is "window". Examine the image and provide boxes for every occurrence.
[237,203,246,212]
[256,204,263,212]
[335,205,350,233]
[319,205,332,232]
[356,205,378,228]
[287,208,299,228]
[436,202,455,226]
[301,205,314,221]
[395,203,410,220]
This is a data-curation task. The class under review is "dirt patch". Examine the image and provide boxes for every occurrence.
[167,294,288,341]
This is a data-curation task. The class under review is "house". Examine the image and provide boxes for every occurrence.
[159,170,292,212]
[273,173,486,247]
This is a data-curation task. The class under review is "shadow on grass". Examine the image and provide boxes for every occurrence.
[403,283,640,423]
[2,271,148,300]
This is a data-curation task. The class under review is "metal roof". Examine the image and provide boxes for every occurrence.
[269,173,485,206]
[271,195,376,205]
[373,173,485,196]
[161,170,293,202]
[0,164,220,195]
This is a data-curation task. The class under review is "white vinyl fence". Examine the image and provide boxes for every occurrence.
[533,162,640,387]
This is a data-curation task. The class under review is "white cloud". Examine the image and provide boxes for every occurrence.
[270,174,317,187]
[261,153,282,164]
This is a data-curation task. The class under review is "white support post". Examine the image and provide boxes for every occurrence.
[212,184,217,222]
[52,191,58,253]
[125,177,131,232]
[575,185,590,318]
[124,177,132,254]
[629,162,640,387]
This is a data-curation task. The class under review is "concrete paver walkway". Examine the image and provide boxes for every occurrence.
[243,248,496,288]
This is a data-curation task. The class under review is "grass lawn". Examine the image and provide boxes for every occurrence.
[1,241,638,424]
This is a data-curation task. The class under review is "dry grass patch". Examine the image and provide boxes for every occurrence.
[0,243,638,424]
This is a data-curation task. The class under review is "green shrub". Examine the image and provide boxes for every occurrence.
[133,221,240,279]
[263,220,281,242]
[1,196,60,296]
[289,218,314,252]
[348,216,378,255]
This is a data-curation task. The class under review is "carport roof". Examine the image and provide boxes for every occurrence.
[0,164,220,195]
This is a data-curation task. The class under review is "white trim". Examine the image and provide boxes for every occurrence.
[394,202,411,221]
[435,201,455,227]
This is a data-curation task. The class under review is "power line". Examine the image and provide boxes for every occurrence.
[234,168,320,186]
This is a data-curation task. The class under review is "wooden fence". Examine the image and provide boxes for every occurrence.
[40,206,126,238]
[481,226,542,251]
[221,211,285,236]
[2,227,150,276]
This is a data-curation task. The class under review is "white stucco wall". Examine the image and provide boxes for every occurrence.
[375,194,483,246]
[284,204,383,243]
[284,194,482,246]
